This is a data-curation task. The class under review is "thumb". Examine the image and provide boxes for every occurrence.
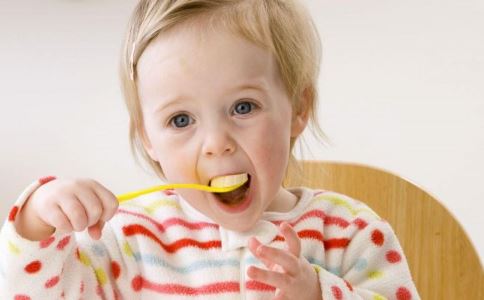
[88,220,105,240]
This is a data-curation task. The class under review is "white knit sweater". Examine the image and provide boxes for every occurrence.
[0,178,419,299]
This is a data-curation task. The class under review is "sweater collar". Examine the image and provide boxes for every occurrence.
[179,187,313,251]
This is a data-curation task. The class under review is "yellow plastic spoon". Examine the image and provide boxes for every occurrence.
[117,173,248,203]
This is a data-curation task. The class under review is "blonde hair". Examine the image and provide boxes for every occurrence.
[119,0,327,179]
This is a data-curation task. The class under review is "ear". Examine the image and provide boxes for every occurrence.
[140,127,158,162]
[290,88,311,138]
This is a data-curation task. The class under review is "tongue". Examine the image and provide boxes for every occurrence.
[216,184,248,205]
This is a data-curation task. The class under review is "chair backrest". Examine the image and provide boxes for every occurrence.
[284,160,483,300]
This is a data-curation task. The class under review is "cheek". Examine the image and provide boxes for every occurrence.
[248,120,291,177]
[159,157,192,182]
[148,134,198,182]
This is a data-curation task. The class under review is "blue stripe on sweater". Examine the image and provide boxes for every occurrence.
[133,252,324,274]
[133,252,240,273]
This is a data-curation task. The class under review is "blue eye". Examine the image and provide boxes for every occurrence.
[170,113,192,128]
[234,101,255,115]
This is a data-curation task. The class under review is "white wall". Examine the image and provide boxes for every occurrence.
[1,0,482,261]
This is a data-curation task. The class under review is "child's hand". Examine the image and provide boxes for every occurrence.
[15,178,118,241]
[247,222,322,300]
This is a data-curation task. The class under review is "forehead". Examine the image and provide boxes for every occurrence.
[135,24,283,104]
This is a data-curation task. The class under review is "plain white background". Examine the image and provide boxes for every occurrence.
[0,0,482,262]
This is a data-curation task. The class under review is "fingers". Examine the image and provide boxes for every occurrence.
[40,179,117,238]
[58,196,88,232]
[43,204,74,233]
[78,180,117,240]
[74,187,103,227]
[248,223,301,276]
[88,220,105,240]
[67,178,118,225]
[254,243,299,276]
[248,237,276,270]
[247,224,321,300]
[90,181,119,222]
[247,265,293,291]
[280,222,301,257]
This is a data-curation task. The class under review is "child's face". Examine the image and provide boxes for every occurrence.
[136,24,306,231]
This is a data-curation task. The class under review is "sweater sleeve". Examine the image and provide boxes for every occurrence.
[0,178,133,300]
[313,201,420,300]
[300,191,420,300]
[315,216,420,300]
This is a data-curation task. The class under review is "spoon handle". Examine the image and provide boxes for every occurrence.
[117,182,245,203]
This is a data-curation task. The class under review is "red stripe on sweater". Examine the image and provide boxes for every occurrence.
[325,216,351,228]
[274,229,325,244]
[298,229,325,242]
[324,238,350,249]
[122,224,221,253]
[272,209,351,229]
[118,209,219,233]
[246,280,276,292]
[273,229,324,243]
[124,223,350,253]
[274,230,350,250]
[119,206,361,238]
[132,275,239,294]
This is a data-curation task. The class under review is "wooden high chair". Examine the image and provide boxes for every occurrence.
[284,161,483,300]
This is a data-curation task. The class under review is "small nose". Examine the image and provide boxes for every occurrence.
[202,127,236,157]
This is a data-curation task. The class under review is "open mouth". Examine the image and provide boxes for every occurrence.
[210,174,251,206]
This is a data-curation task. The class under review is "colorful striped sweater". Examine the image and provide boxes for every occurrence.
[0,179,419,299]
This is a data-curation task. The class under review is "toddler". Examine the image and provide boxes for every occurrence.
[0,0,419,299]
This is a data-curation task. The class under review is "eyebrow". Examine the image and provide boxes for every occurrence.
[226,80,268,95]
[154,80,268,114]
[155,97,185,115]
